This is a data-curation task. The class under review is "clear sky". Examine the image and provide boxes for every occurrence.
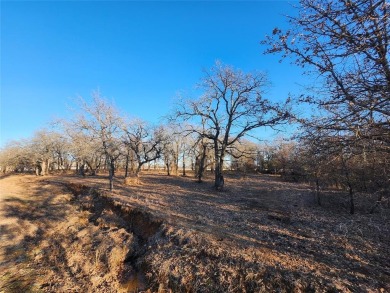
[1,0,305,147]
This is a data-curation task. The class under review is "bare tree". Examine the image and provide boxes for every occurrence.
[122,119,164,177]
[161,123,195,177]
[193,135,211,183]
[66,130,104,176]
[175,62,290,188]
[262,0,390,214]
[263,0,390,149]
[229,139,259,175]
[123,147,136,178]
[159,124,182,176]
[0,139,33,173]
[0,129,72,175]
[30,130,66,175]
[70,91,123,190]
[49,132,71,171]
[160,128,175,176]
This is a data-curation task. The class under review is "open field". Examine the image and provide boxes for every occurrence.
[1,172,389,292]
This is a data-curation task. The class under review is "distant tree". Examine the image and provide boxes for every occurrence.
[30,130,66,175]
[256,143,276,173]
[0,129,73,175]
[160,127,176,176]
[70,92,123,190]
[48,132,71,171]
[179,140,190,176]
[65,129,104,176]
[177,128,192,177]
[272,138,297,175]
[159,124,184,176]
[229,139,258,174]
[121,119,165,177]
[193,135,211,183]
[0,140,33,173]
[175,62,290,188]
[181,119,212,183]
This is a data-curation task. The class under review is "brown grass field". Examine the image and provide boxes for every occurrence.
[0,172,389,292]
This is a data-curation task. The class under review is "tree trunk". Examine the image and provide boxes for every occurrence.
[214,144,220,188]
[35,161,42,176]
[214,142,225,189]
[79,163,86,177]
[109,159,115,191]
[175,146,179,176]
[196,144,207,183]
[182,152,186,176]
[315,177,321,206]
[348,184,354,215]
[135,164,142,177]
[342,158,354,215]
[166,162,171,176]
[41,160,48,176]
[125,152,130,178]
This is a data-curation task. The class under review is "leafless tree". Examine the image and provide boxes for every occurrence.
[159,124,184,176]
[48,132,71,171]
[160,128,176,176]
[65,129,104,176]
[0,139,33,173]
[175,62,290,188]
[69,91,123,190]
[0,129,71,175]
[30,130,65,175]
[193,135,212,183]
[263,0,390,213]
[263,0,389,149]
[121,119,164,177]
[229,139,259,175]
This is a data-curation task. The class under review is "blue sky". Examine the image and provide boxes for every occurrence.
[1,0,306,147]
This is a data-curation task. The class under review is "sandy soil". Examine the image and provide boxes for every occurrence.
[0,172,389,292]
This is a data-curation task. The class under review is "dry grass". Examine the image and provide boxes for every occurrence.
[0,172,389,292]
[124,176,142,186]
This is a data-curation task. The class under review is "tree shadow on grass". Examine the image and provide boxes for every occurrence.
[0,181,74,292]
[18,173,389,292]
[110,173,390,291]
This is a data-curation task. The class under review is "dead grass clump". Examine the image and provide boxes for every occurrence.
[66,182,91,197]
[124,176,141,186]
[267,211,291,224]
[143,227,320,293]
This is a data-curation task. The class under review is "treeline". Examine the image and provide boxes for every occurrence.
[0,96,294,181]
[0,92,388,214]
[0,62,293,192]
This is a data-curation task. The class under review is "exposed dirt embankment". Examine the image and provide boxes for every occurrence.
[0,176,163,292]
[65,183,317,292]
[50,182,164,292]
